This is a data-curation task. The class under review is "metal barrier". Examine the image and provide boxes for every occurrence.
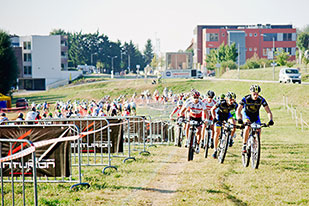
[0,124,90,190]
[0,139,38,206]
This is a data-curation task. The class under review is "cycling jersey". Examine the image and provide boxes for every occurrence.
[215,99,237,126]
[184,99,206,118]
[239,95,268,124]
[239,95,268,116]
[202,98,216,119]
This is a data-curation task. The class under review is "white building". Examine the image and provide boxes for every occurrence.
[12,35,82,90]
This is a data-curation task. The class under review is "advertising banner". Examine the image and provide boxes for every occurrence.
[0,126,72,177]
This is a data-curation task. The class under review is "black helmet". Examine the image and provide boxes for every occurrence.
[207,90,215,98]
[18,113,23,118]
[250,84,261,93]
[226,92,236,99]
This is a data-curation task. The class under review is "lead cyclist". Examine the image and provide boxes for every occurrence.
[236,84,274,154]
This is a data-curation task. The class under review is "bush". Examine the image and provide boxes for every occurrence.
[221,60,237,70]
[286,61,296,68]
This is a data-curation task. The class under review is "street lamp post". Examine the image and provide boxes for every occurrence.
[238,43,240,79]
[272,37,275,80]
[108,55,118,79]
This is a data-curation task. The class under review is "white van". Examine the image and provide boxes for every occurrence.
[279,68,301,84]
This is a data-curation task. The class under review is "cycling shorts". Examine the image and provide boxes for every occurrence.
[242,111,261,124]
[189,116,203,127]
[215,112,233,127]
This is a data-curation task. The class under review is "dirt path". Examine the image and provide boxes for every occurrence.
[125,146,188,206]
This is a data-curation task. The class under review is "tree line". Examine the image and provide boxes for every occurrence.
[50,29,154,74]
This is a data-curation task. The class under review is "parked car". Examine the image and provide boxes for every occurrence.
[197,71,203,79]
[279,68,301,84]
[16,98,28,108]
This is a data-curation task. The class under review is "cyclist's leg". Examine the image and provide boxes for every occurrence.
[197,125,202,144]
[214,123,221,151]
[228,113,236,137]
[242,111,252,152]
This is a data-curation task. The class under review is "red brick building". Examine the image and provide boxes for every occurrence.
[191,24,297,68]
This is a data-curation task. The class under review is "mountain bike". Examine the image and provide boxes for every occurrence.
[187,119,203,161]
[242,122,269,169]
[204,120,213,158]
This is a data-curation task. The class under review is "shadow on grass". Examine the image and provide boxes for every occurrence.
[13,94,67,104]
[109,185,177,194]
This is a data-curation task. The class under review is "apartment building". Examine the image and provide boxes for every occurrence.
[11,35,81,90]
[191,24,297,68]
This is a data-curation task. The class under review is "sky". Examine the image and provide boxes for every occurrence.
[1,0,308,53]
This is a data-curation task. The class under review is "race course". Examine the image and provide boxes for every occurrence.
[2,78,308,205]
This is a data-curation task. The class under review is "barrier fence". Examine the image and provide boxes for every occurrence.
[0,115,174,205]
[283,96,309,132]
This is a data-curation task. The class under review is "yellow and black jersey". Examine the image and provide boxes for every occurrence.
[239,95,268,115]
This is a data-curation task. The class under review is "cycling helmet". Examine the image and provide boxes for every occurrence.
[250,84,261,93]
[177,100,184,107]
[192,91,200,98]
[220,93,226,99]
[17,113,23,118]
[226,92,236,99]
[207,90,215,98]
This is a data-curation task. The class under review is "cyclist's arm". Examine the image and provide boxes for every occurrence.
[264,105,273,121]
[169,107,178,119]
[210,105,217,119]
[236,104,244,120]
[179,106,187,117]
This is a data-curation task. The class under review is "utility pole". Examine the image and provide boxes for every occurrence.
[272,37,275,80]
[238,43,240,79]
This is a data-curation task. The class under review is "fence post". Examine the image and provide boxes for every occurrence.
[295,108,298,127]
[124,118,136,163]
[300,112,304,132]
[139,117,150,155]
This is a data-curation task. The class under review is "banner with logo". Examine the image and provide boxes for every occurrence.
[0,126,73,177]
[69,119,123,153]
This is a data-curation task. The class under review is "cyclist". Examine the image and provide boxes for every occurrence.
[180,91,208,154]
[236,85,274,154]
[202,90,217,148]
[169,100,185,120]
[210,92,237,159]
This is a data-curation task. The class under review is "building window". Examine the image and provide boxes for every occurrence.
[283,33,292,41]
[245,33,247,37]
[263,48,267,56]
[254,47,257,51]
[254,33,257,37]
[23,66,32,75]
[24,53,32,62]
[249,33,252,37]
[263,33,277,41]
[209,33,218,42]
[23,42,31,50]
[249,48,252,51]
[285,47,292,55]
[222,33,225,37]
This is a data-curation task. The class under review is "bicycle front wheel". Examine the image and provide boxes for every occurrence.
[204,130,211,158]
[251,132,261,169]
[188,130,195,161]
[218,131,229,164]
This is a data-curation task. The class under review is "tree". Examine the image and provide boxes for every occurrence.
[143,39,154,65]
[275,49,289,66]
[0,30,18,95]
[150,54,159,69]
[297,32,309,51]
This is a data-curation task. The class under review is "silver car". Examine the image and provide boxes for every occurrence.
[279,68,301,84]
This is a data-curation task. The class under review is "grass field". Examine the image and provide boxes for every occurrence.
[220,66,309,82]
[2,78,308,205]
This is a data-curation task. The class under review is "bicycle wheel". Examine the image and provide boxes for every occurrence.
[218,130,230,164]
[251,132,261,169]
[242,147,250,167]
[204,129,211,158]
[177,127,182,147]
[188,130,195,161]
